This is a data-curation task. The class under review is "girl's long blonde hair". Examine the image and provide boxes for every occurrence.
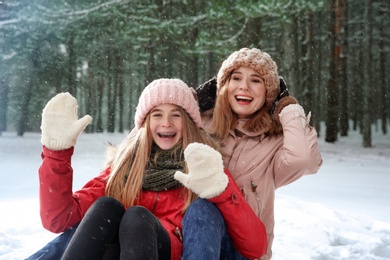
[105,106,217,211]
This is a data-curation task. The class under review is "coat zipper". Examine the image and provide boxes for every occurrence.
[251,181,263,217]
[175,227,183,242]
[151,192,159,214]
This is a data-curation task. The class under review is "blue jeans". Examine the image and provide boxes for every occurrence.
[25,223,78,260]
[182,198,248,260]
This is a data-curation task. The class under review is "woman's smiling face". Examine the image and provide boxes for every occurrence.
[227,67,266,119]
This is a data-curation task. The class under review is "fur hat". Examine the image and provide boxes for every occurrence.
[134,78,201,129]
[217,48,280,111]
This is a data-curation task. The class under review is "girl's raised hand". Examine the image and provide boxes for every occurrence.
[41,92,92,151]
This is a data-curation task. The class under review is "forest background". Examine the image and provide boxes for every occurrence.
[0,0,389,147]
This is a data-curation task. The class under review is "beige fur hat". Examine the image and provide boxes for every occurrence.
[217,48,280,111]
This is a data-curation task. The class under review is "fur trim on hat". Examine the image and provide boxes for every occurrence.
[217,48,280,111]
[134,78,202,129]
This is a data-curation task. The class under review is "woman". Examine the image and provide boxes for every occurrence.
[183,48,323,260]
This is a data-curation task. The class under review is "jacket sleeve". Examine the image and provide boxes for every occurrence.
[208,170,268,259]
[274,105,323,188]
[39,146,108,233]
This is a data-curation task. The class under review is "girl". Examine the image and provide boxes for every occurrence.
[184,48,323,260]
[33,78,267,260]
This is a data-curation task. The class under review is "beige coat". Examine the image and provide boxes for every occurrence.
[202,106,323,260]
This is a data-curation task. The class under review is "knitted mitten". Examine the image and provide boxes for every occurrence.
[174,142,228,199]
[41,92,92,150]
[279,103,308,129]
[273,95,299,123]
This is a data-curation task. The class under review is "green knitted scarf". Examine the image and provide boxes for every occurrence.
[142,144,184,191]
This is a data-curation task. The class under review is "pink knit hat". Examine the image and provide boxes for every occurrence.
[134,78,202,129]
[217,48,280,111]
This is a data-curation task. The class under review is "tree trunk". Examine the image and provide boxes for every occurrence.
[208,52,218,78]
[96,75,104,133]
[339,0,349,136]
[302,10,314,116]
[325,0,340,143]
[146,40,157,84]
[85,67,95,133]
[378,1,388,135]
[282,15,298,93]
[17,72,34,136]
[67,31,77,96]
[107,46,116,133]
[362,0,373,147]
[187,27,199,88]
[0,75,9,134]
[115,52,124,133]
[16,44,41,137]
[312,9,326,135]
[238,17,262,48]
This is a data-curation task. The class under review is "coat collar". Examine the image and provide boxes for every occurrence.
[229,118,267,139]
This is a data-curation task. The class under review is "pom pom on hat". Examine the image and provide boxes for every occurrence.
[135,78,202,129]
[217,48,280,111]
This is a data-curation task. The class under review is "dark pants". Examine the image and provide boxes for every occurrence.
[26,196,171,260]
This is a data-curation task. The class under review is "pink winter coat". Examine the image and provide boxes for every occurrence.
[202,106,323,260]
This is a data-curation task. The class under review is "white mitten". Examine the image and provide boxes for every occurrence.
[41,92,92,150]
[279,103,308,129]
[174,143,228,199]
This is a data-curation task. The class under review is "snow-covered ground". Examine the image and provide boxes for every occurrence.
[0,127,389,260]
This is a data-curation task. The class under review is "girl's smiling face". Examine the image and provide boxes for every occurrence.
[149,103,183,150]
[227,67,266,119]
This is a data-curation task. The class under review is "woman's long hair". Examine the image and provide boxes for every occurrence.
[105,105,217,211]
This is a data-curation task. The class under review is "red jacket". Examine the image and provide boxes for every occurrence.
[39,146,267,259]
